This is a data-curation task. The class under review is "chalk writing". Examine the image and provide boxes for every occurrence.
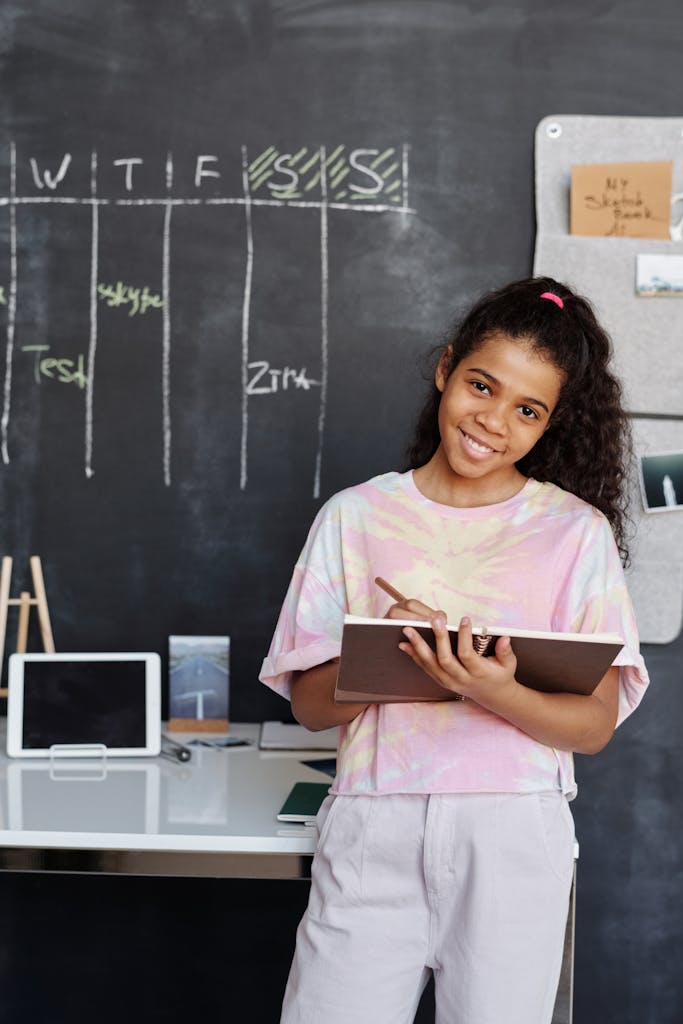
[247,146,404,203]
[29,153,72,190]
[98,282,163,316]
[24,147,409,210]
[113,157,143,191]
[195,155,220,187]
[246,361,320,395]
[1,142,414,491]
[21,346,87,388]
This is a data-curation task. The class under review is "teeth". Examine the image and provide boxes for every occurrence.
[463,431,494,454]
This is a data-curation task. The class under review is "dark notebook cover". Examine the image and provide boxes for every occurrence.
[277,781,331,823]
[334,616,624,703]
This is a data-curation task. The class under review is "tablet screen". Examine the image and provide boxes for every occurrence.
[21,660,148,750]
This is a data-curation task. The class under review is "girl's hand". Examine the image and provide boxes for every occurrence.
[384,597,440,622]
[399,613,520,709]
[397,611,620,754]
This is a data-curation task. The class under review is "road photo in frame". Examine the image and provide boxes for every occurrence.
[168,635,230,732]
[639,450,683,513]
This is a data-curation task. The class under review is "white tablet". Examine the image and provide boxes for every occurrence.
[6,652,161,758]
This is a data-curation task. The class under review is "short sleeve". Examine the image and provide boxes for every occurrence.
[556,512,649,727]
[259,502,348,700]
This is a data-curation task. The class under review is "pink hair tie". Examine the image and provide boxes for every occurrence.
[540,291,564,309]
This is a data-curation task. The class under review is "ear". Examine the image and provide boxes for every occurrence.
[435,346,452,393]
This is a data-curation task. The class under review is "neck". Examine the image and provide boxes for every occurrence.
[413,450,528,508]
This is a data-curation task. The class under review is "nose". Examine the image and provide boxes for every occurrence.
[474,402,507,436]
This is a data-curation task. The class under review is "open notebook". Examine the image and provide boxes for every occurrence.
[334,615,624,703]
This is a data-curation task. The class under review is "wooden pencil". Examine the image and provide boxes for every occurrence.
[374,576,407,604]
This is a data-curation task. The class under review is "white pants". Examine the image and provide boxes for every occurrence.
[280,792,575,1024]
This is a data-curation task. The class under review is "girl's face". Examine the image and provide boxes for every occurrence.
[432,331,563,502]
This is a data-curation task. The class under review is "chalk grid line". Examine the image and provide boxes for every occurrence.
[85,149,98,478]
[1,145,413,493]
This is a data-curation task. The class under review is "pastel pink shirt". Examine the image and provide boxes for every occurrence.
[260,472,649,799]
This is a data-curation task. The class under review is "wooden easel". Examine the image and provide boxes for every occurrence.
[0,556,55,698]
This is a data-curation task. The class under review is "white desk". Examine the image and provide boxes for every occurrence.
[0,719,575,1022]
[0,723,325,878]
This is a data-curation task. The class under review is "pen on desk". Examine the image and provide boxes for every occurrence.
[161,733,192,762]
[188,737,252,748]
[374,576,407,604]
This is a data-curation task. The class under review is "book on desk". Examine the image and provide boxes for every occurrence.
[277,781,331,824]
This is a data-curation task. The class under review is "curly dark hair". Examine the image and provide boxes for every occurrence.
[405,276,633,564]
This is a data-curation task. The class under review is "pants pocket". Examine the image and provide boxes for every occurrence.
[314,793,338,847]
[534,791,576,885]
[308,796,375,916]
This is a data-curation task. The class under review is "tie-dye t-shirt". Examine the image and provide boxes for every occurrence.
[260,471,648,799]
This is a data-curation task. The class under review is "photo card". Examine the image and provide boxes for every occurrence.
[636,253,683,297]
[639,450,683,513]
[167,634,230,733]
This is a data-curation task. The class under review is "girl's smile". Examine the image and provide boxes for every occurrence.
[414,331,564,507]
[459,427,500,457]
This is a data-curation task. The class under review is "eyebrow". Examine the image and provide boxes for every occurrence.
[466,367,551,414]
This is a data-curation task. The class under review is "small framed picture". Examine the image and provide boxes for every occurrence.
[638,451,683,513]
[167,635,230,733]
[636,253,683,297]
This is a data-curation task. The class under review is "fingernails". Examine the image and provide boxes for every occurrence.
[433,614,446,631]
[460,616,470,627]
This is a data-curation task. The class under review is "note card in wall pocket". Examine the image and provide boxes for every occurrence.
[570,160,672,239]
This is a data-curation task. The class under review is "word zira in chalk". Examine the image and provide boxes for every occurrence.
[21,346,86,388]
[246,361,320,395]
[98,282,163,316]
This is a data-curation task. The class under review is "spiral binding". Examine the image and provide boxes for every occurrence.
[472,629,491,655]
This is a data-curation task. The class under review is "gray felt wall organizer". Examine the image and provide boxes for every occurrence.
[534,115,683,644]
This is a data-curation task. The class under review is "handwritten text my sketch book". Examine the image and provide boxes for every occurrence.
[334,615,624,703]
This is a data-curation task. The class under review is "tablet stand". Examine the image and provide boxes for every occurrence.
[48,743,108,781]
[0,555,55,697]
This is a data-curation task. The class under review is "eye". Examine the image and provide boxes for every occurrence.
[519,405,538,420]
[471,380,490,395]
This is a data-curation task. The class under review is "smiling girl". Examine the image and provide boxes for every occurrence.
[261,277,648,1024]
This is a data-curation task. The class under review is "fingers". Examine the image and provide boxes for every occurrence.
[399,614,519,705]
[399,610,462,671]
[449,616,513,678]
[456,615,481,669]
[430,612,457,666]
[494,634,517,671]
[400,610,459,679]
[385,597,439,621]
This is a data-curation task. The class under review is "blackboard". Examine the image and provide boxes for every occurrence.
[0,3,682,1024]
